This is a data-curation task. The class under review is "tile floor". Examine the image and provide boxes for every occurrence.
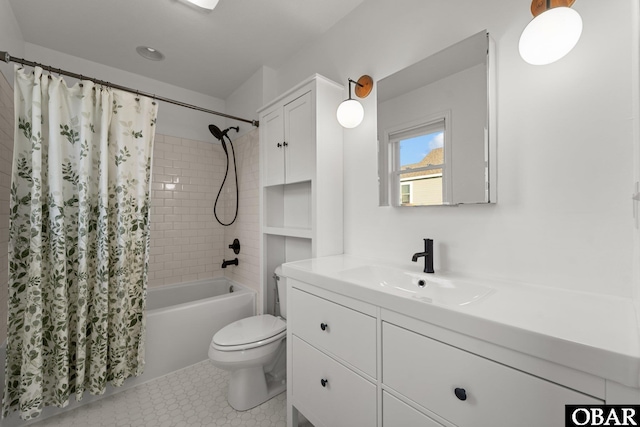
[31,361,299,427]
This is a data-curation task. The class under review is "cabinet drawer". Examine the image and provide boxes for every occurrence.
[383,392,444,427]
[292,336,376,427]
[383,322,602,427]
[290,287,377,377]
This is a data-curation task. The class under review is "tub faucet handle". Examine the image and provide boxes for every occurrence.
[228,239,240,254]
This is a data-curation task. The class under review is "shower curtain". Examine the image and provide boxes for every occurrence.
[3,66,158,420]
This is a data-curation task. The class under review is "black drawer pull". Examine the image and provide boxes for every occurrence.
[320,323,328,331]
[454,387,467,401]
[277,143,282,148]
[321,379,328,387]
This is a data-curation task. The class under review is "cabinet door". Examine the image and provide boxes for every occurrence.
[283,91,313,184]
[262,107,285,186]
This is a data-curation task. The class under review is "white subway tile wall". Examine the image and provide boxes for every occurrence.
[0,73,13,343]
[148,129,260,293]
[148,134,226,287]
[221,129,260,295]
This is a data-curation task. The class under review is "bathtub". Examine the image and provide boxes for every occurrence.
[142,277,255,381]
[0,277,255,427]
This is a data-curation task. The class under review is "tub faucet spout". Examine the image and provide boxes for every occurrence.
[221,258,238,268]
[412,238,434,274]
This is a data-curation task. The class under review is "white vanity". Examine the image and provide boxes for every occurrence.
[282,255,640,427]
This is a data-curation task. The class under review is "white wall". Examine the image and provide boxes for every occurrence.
[226,65,278,138]
[23,43,227,143]
[271,0,638,298]
[0,0,24,84]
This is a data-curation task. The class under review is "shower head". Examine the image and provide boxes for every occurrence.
[209,124,225,141]
[208,125,240,142]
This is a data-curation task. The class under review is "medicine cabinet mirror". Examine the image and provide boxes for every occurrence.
[377,30,496,206]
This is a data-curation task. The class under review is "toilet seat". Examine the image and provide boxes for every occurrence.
[211,314,286,352]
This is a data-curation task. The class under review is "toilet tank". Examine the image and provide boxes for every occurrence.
[275,266,287,319]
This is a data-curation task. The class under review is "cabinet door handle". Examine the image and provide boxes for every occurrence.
[277,142,282,148]
[320,379,328,387]
[454,387,467,401]
[283,141,288,147]
[320,323,328,331]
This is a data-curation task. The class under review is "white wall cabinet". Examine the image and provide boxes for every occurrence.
[286,277,606,427]
[259,75,344,314]
[263,91,314,186]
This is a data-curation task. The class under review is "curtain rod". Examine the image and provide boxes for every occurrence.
[0,51,259,127]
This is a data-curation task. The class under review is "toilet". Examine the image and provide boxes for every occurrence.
[208,267,288,411]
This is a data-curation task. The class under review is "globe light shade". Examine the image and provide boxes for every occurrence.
[336,99,364,128]
[519,7,582,65]
[182,0,219,10]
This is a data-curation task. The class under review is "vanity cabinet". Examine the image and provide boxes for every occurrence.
[286,277,605,427]
[259,74,344,315]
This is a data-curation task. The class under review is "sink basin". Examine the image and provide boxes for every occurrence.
[338,265,495,306]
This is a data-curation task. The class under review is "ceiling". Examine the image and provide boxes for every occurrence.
[8,0,364,99]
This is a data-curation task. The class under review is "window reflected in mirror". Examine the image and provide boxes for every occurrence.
[392,119,446,206]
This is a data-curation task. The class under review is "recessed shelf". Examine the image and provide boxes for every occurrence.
[264,227,312,239]
[264,181,312,229]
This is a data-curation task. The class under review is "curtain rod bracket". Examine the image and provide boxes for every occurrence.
[1,51,10,63]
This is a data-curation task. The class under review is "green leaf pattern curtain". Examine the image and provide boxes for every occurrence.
[3,66,158,420]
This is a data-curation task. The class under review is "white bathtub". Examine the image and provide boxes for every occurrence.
[142,277,255,381]
[0,277,255,427]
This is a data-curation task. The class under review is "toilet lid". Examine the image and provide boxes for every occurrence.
[213,314,286,347]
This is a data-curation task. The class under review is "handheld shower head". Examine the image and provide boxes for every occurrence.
[208,125,240,154]
[208,124,225,141]
[210,123,241,227]
[208,125,239,141]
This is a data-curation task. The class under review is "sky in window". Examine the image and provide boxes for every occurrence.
[400,131,444,166]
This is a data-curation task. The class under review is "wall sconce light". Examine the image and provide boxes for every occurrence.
[519,0,582,65]
[336,75,373,128]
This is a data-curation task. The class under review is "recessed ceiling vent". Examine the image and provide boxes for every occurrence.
[136,46,165,61]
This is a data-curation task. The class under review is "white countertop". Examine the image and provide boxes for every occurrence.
[281,254,640,388]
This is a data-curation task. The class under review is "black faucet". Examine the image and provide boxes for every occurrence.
[221,258,238,269]
[412,238,434,274]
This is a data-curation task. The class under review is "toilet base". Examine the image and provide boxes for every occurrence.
[227,366,287,411]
